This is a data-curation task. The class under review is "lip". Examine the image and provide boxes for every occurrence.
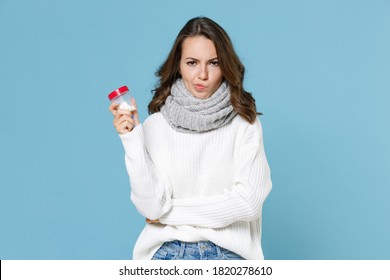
[195,84,206,90]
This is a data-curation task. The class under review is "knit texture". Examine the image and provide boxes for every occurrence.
[119,113,272,260]
[160,79,237,133]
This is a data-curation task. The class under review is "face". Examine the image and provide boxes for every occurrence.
[179,36,223,99]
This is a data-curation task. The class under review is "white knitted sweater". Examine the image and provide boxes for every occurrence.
[119,112,272,260]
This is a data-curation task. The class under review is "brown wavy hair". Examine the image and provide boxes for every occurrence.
[148,17,262,123]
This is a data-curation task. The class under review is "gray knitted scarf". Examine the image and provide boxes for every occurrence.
[160,79,237,133]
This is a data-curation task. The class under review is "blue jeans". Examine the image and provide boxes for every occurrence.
[151,240,245,260]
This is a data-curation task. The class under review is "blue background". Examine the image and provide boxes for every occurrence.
[0,0,389,260]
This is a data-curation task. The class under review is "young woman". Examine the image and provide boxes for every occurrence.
[109,17,272,260]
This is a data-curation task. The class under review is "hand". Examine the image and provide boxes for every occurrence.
[146,218,161,224]
[109,98,140,134]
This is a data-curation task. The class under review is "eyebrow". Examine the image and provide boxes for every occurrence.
[185,57,218,61]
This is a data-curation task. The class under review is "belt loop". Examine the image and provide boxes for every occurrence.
[178,241,185,259]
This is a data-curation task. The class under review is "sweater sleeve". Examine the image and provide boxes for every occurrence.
[119,124,172,220]
[158,119,272,228]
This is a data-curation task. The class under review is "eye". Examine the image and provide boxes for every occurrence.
[210,60,219,66]
[186,61,197,66]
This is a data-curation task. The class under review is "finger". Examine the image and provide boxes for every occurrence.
[116,118,134,131]
[126,119,135,130]
[122,122,131,133]
[109,102,119,116]
[114,115,134,131]
[114,115,135,128]
[117,114,133,124]
[117,120,133,134]
[117,109,132,116]
[114,109,132,124]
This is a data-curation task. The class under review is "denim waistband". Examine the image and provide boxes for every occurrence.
[163,240,222,259]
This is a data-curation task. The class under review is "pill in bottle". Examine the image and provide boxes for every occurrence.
[108,86,136,111]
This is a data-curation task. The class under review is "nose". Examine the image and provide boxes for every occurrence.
[198,65,208,80]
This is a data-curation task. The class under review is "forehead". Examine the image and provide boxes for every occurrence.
[181,36,217,58]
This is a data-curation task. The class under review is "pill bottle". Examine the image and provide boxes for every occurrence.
[108,86,136,111]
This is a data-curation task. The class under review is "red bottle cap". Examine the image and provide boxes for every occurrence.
[108,86,129,101]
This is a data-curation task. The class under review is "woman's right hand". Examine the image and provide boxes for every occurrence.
[108,98,140,134]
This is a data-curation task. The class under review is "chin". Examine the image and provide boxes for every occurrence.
[191,91,206,98]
